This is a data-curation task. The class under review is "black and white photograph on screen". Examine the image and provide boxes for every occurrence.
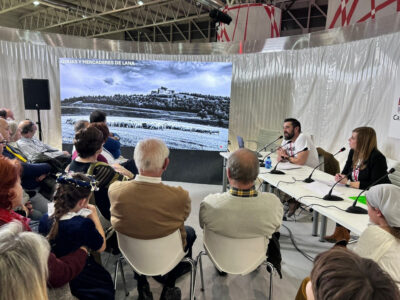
[60,58,232,151]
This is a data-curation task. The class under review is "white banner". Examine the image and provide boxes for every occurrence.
[327,0,400,29]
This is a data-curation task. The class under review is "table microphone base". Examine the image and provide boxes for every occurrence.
[270,169,285,175]
[322,194,343,201]
[303,177,314,183]
[346,206,368,214]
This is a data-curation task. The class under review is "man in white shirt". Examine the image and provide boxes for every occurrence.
[276,118,319,217]
[277,118,319,168]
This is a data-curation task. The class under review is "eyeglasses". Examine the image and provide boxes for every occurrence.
[0,140,8,145]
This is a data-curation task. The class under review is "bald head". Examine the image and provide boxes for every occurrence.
[0,108,14,120]
[19,120,36,138]
[134,138,170,173]
[227,148,259,184]
[0,119,10,141]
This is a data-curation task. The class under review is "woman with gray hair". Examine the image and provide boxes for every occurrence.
[353,184,400,289]
[0,221,50,300]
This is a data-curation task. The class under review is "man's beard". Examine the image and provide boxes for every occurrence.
[284,131,294,140]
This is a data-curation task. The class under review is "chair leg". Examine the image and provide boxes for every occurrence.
[266,262,274,300]
[118,257,129,297]
[114,257,119,291]
[196,251,206,292]
[182,257,196,300]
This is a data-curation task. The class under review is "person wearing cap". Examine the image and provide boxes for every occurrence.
[354,184,400,290]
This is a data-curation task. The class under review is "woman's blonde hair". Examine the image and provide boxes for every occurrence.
[0,221,50,300]
[352,127,377,170]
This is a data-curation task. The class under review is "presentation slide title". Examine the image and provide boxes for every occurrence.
[61,59,135,66]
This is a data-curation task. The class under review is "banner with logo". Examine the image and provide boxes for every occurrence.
[389,94,400,139]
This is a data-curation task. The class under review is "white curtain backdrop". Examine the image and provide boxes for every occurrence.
[1,14,400,169]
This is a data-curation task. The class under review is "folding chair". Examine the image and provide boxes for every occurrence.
[116,230,196,300]
[196,228,275,300]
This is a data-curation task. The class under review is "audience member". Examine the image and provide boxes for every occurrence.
[71,120,108,163]
[200,148,283,275]
[109,138,195,300]
[74,120,89,132]
[17,120,70,161]
[325,127,391,243]
[39,173,114,300]
[353,184,400,289]
[87,122,116,164]
[88,122,138,175]
[90,110,121,159]
[68,127,130,220]
[0,221,50,300]
[0,108,15,120]
[8,120,21,144]
[0,156,88,289]
[301,248,400,300]
[0,109,6,119]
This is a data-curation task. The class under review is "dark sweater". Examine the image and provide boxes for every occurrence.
[68,160,124,220]
[341,148,391,190]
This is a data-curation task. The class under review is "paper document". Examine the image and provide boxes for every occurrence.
[315,179,345,187]
[274,162,302,170]
[305,181,342,197]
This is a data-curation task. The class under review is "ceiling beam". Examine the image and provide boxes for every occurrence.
[20,0,171,30]
[0,0,34,15]
[89,12,209,37]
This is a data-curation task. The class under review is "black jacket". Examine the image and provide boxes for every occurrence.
[342,148,391,190]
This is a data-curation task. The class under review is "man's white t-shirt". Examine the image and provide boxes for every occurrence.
[281,133,319,167]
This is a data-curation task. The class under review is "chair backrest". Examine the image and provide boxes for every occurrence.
[237,136,245,148]
[203,228,268,276]
[116,230,186,276]
[387,158,400,187]
[318,155,325,172]
[257,129,282,152]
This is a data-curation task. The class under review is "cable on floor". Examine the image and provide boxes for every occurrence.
[281,223,314,262]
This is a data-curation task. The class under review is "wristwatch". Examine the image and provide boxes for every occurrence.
[345,180,350,188]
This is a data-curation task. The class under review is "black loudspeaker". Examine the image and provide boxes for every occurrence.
[22,79,51,110]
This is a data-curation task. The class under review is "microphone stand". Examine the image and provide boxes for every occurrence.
[255,135,283,158]
[270,160,285,175]
[261,140,292,161]
[270,147,308,175]
[346,168,395,214]
[303,147,346,183]
[322,172,352,201]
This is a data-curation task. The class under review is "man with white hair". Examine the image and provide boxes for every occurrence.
[109,138,195,300]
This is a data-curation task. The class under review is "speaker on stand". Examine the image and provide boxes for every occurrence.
[22,79,51,141]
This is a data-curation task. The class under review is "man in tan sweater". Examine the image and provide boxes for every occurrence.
[200,148,283,275]
[109,138,195,300]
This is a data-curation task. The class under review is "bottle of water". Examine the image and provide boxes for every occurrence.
[265,156,272,169]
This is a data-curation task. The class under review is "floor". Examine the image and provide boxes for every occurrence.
[104,181,336,300]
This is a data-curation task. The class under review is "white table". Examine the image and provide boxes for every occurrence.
[219,152,369,240]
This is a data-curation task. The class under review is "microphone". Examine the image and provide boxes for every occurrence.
[270,147,308,175]
[303,147,346,183]
[322,171,352,201]
[255,135,283,158]
[261,140,292,161]
[346,168,395,214]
